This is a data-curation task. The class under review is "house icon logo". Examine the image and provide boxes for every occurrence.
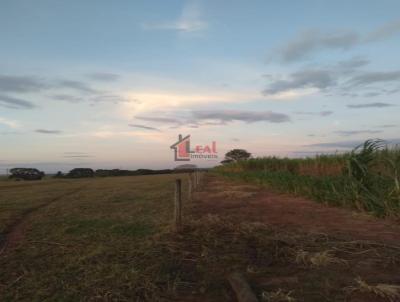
[170,134,191,161]
[170,134,218,161]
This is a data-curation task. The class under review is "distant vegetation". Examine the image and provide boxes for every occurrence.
[5,167,201,181]
[62,168,190,178]
[9,168,45,180]
[221,149,252,164]
[216,140,400,218]
[65,168,95,178]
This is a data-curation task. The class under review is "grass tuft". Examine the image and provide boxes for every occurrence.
[295,250,347,267]
[261,289,296,302]
[346,277,400,302]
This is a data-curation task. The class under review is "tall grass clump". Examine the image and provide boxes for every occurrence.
[215,139,400,218]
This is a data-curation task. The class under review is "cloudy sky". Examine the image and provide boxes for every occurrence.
[1,0,400,172]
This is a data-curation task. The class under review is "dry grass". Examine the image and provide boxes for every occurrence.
[346,277,400,302]
[261,289,296,302]
[295,250,347,267]
[0,179,87,233]
[0,175,186,301]
[2,174,400,301]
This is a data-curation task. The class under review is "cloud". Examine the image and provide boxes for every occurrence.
[0,73,112,101]
[62,152,94,158]
[263,62,400,97]
[275,19,400,62]
[142,1,207,33]
[53,94,84,103]
[307,140,363,149]
[120,88,308,119]
[35,129,63,134]
[295,110,333,116]
[90,94,128,103]
[0,131,20,135]
[336,56,370,72]
[53,93,128,104]
[307,138,400,149]
[363,92,381,97]
[128,124,161,131]
[277,30,360,62]
[348,71,400,86]
[366,19,400,42]
[378,124,397,128]
[0,94,36,109]
[59,80,98,94]
[263,69,336,95]
[135,116,182,125]
[292,150,336,155]
[334,130,383,137]
[63,155,93,158]
[86,72,120,82]
[64,152,89,155]
[347,102,395,109]
[191,110,290,123]
[0,117,20,128]
[133,110,291,130]
[0,75,46,93]
[63,152,94,158]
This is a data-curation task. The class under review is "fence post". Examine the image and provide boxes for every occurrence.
[228,272,259,302]
[174,179,182,232]
[193,171,198,190]
[188,173,192,202]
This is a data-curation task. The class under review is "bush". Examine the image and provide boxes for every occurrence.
[9,168,45,181]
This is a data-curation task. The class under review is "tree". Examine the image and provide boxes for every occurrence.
[9,168,45,180]
[54,171,64,178]
[66,168,94,178]
[223,149,251,163]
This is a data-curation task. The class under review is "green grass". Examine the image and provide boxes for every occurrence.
[0,174,189,301]
[0,179,88,233]
[215,139,400,218]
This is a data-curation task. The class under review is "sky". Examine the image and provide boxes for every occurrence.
[1,0,400,173]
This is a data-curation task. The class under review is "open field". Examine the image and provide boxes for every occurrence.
[1,173,400,301]
[0,175,187,301]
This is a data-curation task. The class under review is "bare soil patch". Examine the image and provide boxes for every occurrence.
[195,176,400,244]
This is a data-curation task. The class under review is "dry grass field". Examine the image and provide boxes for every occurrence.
[0,175,187,301]
[1,173,400,302]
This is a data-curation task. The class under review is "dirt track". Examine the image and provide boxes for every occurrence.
[0,186,86,255]
[194,176,400,245]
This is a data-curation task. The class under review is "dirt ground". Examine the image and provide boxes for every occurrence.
[194,177,400,244]
[185,174,400,302]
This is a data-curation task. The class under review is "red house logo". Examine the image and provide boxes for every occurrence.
[170,134,218,161]
[170,134,191,161]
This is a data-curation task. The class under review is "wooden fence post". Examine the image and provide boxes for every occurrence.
[228,272,259,302]
[188,173,192,202]
[174,179,182,232]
